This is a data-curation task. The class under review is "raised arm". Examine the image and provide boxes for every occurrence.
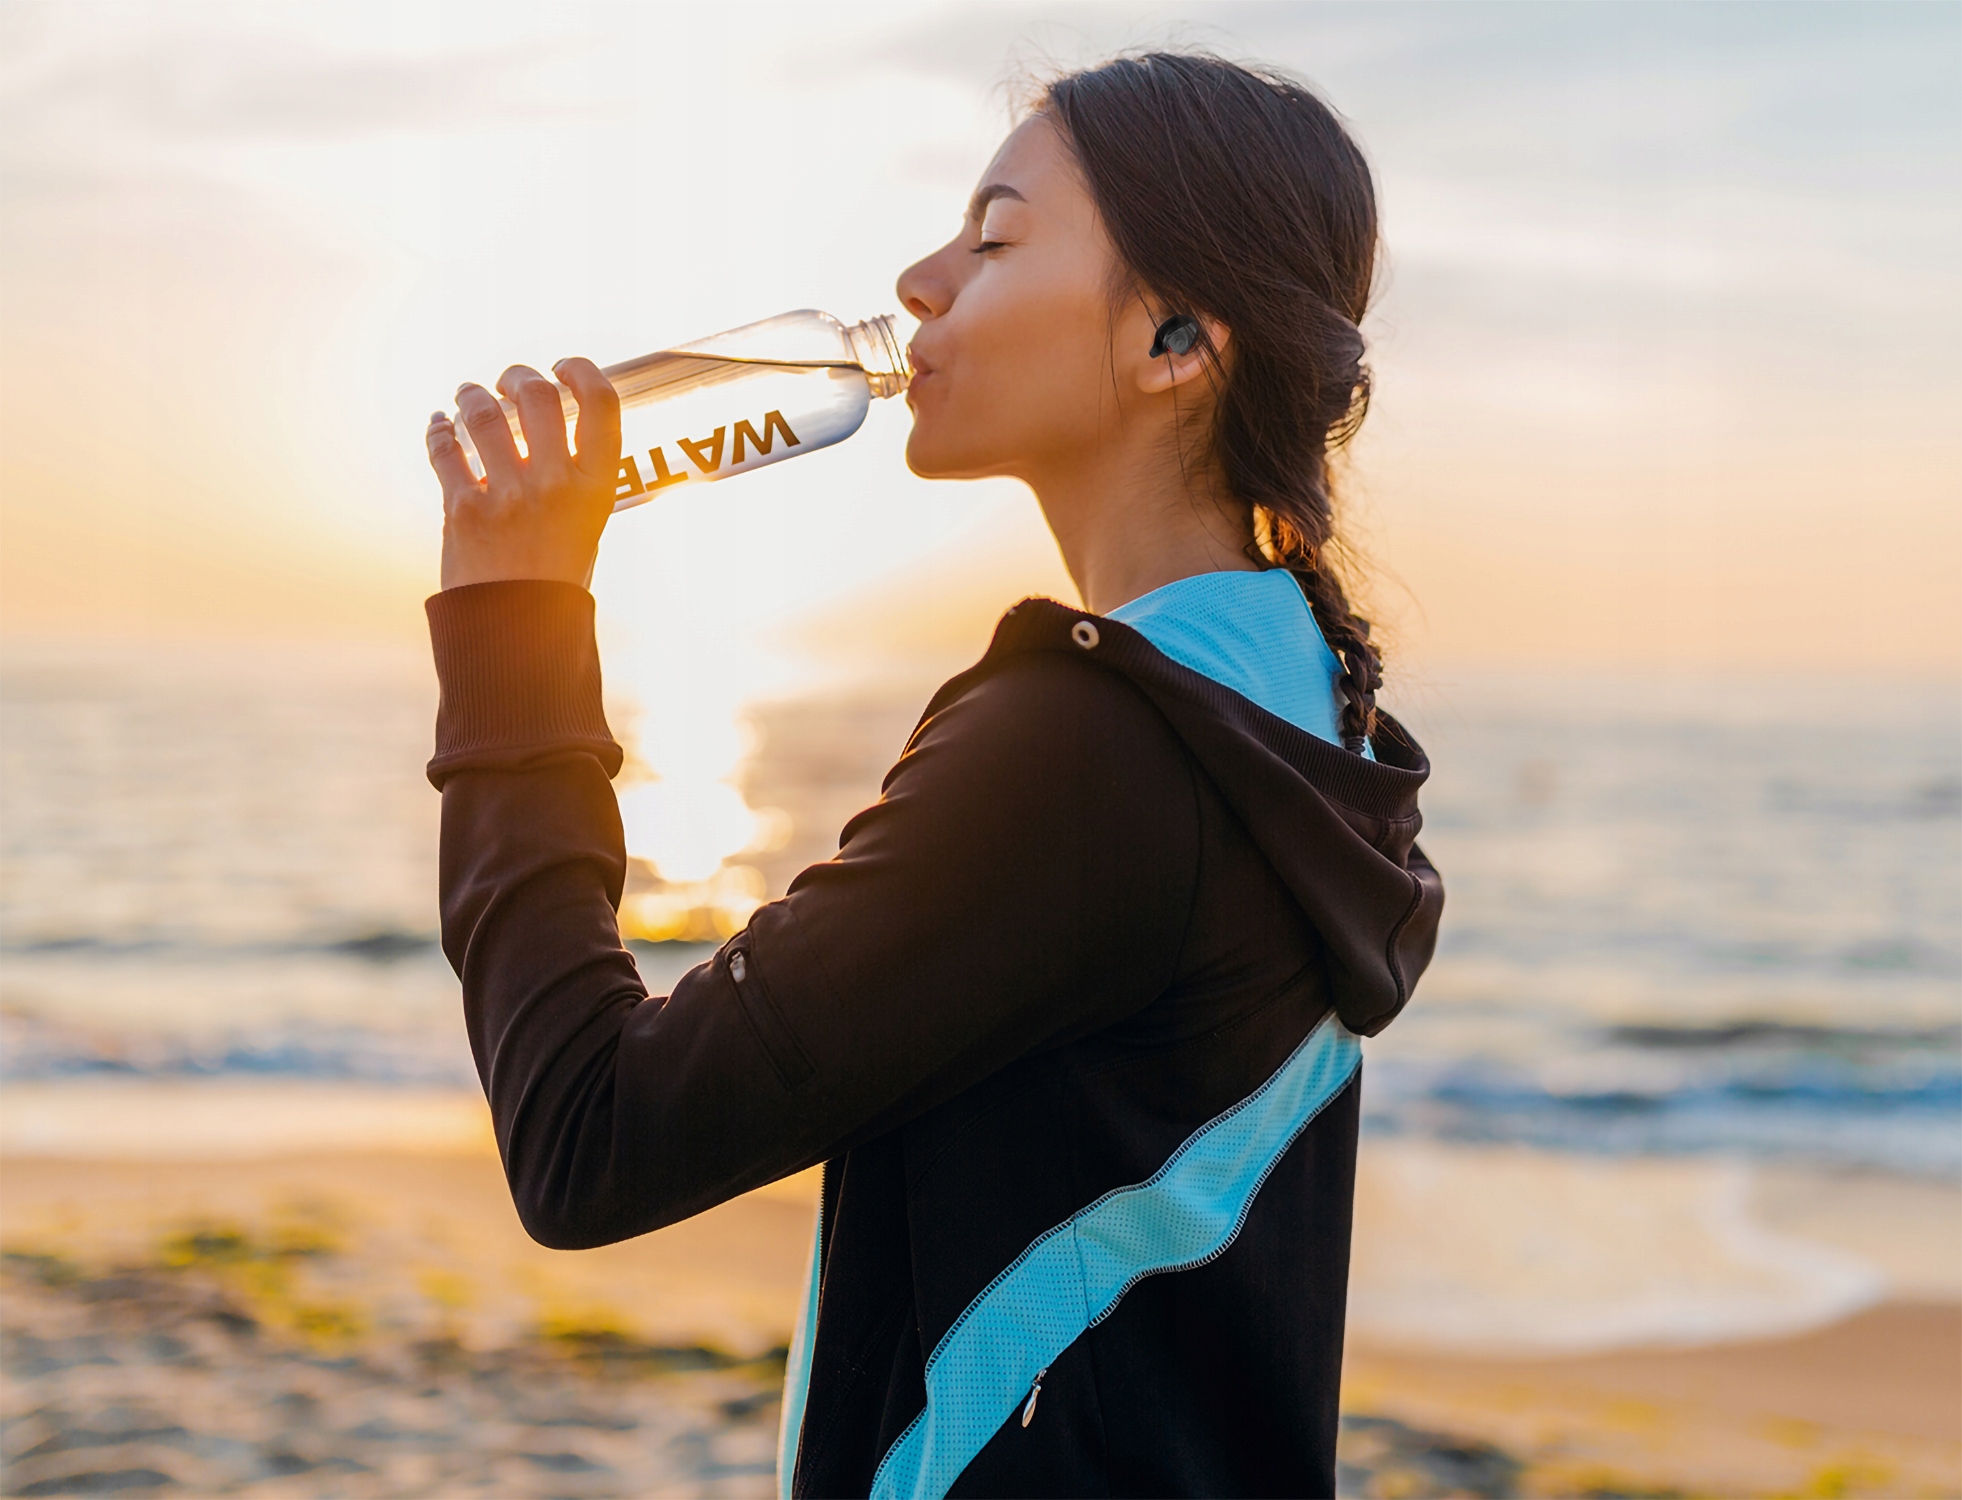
[430,586,1201,1248]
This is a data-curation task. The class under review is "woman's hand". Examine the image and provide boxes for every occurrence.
[426,359,622,591]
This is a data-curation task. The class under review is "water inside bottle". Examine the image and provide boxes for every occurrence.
[601,353,875,510]
[451,310,909,511]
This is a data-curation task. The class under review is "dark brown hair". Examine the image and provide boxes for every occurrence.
[1041,52,1384,751]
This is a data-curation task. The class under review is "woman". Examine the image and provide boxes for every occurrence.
[423,52,1442,1499]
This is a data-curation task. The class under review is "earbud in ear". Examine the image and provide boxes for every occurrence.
[1149,315,1202,359]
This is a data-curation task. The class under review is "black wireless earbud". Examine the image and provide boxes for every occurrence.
[1149,315,1202,359]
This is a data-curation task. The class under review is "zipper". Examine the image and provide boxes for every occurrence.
[1020,1366,1047,1428]
[816,1157,830,1279]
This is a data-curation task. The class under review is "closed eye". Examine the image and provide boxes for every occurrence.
[971,240,1007,255]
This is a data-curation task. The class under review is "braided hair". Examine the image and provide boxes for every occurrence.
[1042,53,1384,751]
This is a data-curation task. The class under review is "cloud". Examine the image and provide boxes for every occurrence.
[1,17,583,152]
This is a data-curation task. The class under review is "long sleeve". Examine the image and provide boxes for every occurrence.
[427,581,1202,1250]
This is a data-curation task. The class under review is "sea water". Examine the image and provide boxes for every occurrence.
[1365,673,1961,1179]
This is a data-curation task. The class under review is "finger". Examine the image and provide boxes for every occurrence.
[497,364,571,471]
[554,357,622,480]
[425,411,479,503]
[455,382,523,489]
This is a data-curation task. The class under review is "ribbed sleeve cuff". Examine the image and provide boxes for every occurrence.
[425,580,624,789]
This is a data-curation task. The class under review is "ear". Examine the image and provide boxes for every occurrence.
[1136,316,1230,396]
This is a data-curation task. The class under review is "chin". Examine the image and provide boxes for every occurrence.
[903,426,972,481]
[904,417,1007,482]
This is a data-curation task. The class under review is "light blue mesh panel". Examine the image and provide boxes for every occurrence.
[1108,568,1375,759]
[870,1013,1361,1500]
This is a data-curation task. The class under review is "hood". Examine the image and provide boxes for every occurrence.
[921,597,1443,1037]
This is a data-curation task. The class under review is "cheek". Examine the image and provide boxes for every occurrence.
[907,263,1112,476]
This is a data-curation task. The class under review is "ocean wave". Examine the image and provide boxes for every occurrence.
[1432,925,1962,981]
[1766,773,1962,822]
[1364,1036,1962,1177]
[0,1010,477,1089]
[1607,1019,1962,1050]
[0,928,440,962]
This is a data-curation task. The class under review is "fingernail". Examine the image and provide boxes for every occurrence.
[551,359,568,374]
[454,384,472,399]
[429,410,448,425]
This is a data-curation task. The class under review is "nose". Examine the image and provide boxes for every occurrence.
[896,244,954,321]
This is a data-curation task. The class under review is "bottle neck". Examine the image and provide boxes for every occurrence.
[845,315,912,399]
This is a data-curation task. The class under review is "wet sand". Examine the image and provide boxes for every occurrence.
[3,1142,1957,1498]
[1344,1304,1962,1497]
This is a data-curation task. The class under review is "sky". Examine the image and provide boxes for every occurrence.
[3,0,1957,694]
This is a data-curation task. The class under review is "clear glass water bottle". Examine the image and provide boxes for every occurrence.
[450,309,912,512]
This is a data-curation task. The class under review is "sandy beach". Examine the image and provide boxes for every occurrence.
[1,1145,807,1498]
[4,1090,1956,1498]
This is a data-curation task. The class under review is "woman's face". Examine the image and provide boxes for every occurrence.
[897,117,1148,483]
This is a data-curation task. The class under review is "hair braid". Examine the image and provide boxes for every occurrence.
[1294,558,1380,753]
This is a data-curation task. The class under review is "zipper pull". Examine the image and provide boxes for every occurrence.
[1020,1367,1047,1428]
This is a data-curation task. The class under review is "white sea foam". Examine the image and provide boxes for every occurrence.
[1347,1139,1885,1354]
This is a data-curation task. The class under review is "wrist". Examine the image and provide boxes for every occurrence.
[440,537,599,592]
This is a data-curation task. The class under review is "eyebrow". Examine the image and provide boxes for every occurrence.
[966,183,1027,220]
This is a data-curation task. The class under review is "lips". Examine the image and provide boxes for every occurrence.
[903,348,936,407]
